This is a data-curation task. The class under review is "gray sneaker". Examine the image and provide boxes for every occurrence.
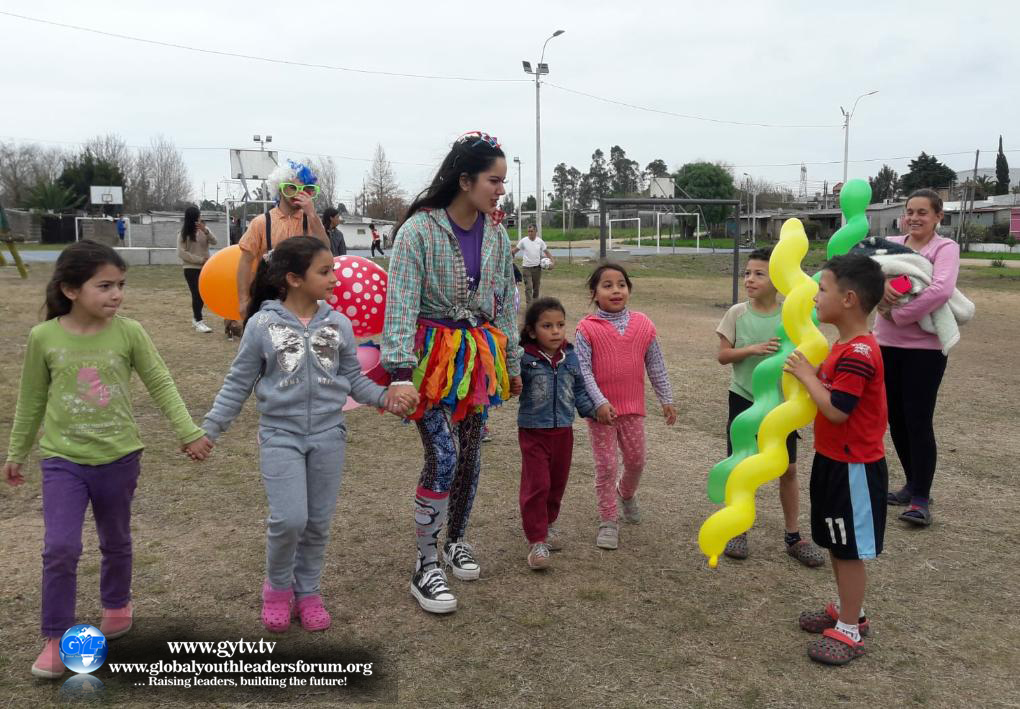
[596,521,619,550]
[618,490,641,524]
[527,542,551,570]
[546,526,563,551]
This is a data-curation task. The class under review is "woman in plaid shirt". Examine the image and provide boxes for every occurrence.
[382,132,523,614]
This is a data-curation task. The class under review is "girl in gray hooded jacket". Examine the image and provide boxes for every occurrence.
[202,236,416,633]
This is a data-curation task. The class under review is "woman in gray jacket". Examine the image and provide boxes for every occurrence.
[178,206,216,333]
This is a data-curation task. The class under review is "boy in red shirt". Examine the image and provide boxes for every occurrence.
[784,253,888,666]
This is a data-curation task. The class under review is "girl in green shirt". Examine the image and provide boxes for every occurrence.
[3,241,211,679]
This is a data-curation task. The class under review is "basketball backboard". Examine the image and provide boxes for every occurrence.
[229,149,279,180]
[90,186,124,205]
[648,177,675,199]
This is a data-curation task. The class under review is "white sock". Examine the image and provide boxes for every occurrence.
[834,620,861,643]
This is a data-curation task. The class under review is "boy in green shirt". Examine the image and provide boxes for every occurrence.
[715,247,823,566]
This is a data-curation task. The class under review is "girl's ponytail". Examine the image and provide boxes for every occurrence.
[245,256,279,325]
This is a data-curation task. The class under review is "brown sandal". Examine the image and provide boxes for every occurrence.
[799,602,870,636]
[807,628,866,665]
[787,539,826,567]
[723,532,748,560]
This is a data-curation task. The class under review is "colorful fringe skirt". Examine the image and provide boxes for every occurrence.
[408,319,510,422]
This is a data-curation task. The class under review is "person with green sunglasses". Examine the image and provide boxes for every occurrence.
[234,160,330,324]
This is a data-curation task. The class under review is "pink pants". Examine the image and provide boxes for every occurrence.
[587,414,646,522]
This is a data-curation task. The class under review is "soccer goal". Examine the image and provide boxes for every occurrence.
[607,217,640,251]
[75,216,131,247]
[655,211,703,253]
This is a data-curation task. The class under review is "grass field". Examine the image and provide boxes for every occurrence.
[1,254,1019,707]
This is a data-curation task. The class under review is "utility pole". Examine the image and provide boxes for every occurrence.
[522,30,565,240]
[959,150,980,247]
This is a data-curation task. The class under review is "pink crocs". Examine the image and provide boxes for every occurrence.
[261,580,294,633]
[294,595,331,632]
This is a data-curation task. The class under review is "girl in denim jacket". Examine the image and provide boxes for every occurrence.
[517,298,596,570]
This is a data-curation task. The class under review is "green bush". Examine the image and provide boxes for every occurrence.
[989,223,1010,242]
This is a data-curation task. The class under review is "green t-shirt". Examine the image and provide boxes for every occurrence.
[6,316,204,466]
[716,301,783,402]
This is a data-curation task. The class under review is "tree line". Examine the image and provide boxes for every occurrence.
[868,137,1013,203]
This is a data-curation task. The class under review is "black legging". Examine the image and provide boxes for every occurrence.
[880,346,947,500]
[183,268,205,322]
[371,241,384,257]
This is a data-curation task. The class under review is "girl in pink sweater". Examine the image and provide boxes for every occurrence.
[575,263,677,550]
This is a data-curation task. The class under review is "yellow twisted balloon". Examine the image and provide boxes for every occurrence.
[697,218,830,567]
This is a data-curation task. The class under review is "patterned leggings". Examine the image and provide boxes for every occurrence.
[588,414,647,522]
[413,408,484,569]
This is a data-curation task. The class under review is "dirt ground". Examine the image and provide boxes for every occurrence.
[1,255,1018,708]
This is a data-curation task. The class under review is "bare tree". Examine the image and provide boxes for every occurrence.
[129,135,192,211]
[0,141,69,207]
[83,134,132,175]
[308,156,338,210]
[365,144,405,221]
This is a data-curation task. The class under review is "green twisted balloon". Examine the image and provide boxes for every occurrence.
[705,178,873,503]
[707,323,794,504]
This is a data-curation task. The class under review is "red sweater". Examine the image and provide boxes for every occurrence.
[575,312,656,416]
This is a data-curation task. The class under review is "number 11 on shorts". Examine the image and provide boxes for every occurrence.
[825,517,847,545]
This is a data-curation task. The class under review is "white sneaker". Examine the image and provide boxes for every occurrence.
[193,320,213,333]
[527,542,551,570]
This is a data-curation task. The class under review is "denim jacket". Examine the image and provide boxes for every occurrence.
[517,343,596,429]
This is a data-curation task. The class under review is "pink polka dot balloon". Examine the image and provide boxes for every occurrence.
[327,256,388,336]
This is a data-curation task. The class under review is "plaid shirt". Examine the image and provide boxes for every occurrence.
[382,209,522,377]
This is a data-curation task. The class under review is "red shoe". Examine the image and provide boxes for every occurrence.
[261,580,294,633]
[101,602,134,640]
[294,595,331,632]
[798,602,870,636]
[31,638,65,679]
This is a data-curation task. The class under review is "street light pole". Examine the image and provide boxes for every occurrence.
[523,30,564,240]
[840,91,877,223]
[513,157,523,242]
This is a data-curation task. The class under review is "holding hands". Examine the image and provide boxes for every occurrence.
[183,435,214,461]
[384,384,420,417]
[595,402,618,425]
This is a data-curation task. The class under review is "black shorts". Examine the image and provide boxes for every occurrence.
[809,453,888,560]
[726,391,797,463]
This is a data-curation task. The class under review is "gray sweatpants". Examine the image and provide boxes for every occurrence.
[259,425,346,598]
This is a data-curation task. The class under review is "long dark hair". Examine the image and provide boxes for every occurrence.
[181,205,201,242]
[44,240,127,320]
[520,297,566,346]
[392,133,505,236]
[246,236,330,324]
[321,207,338,232]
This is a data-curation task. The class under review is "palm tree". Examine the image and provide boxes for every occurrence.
[25,181,85,211]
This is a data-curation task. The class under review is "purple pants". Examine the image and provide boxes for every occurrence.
[40,451,141,637]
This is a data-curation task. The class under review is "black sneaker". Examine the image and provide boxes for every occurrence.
[443,541,480,581]
[410,566,457,614]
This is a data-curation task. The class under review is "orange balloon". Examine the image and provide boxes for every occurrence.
[198,245,242,321]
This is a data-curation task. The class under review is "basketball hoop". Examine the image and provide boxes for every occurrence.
[101,193,113,204]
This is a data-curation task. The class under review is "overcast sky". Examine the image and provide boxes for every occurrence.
[1,1,1017,207]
